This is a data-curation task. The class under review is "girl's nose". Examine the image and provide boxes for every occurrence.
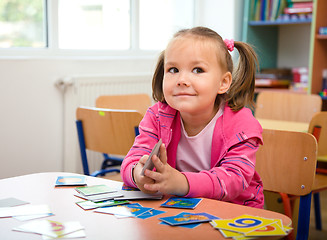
[177,73,190,87]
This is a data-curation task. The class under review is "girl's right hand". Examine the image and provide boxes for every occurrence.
[132,155,158,195]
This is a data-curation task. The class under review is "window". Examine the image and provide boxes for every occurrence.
[58,0,130,50]
[0,0,47,48]
[0,0,195,53]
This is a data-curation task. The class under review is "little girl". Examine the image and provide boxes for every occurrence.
[121,26,264,208]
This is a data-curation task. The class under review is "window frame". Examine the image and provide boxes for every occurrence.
[0,0,198,59]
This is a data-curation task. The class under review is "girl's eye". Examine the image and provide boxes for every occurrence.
[168,67,179,73]
[192,67,204,74]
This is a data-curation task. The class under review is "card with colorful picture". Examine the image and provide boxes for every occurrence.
[55,176,87,187]
[160,197,202,209]
[160,221,201,229]
[159,212,218,226]
[94,204,153,218]
[210,214,277,234]
[210,214,290,238]
[75,184,116,196]
[137,209,166,219]
[13,220,84,238]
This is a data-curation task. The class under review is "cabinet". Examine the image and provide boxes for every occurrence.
[242,0,327,95]
[309,0,327,94]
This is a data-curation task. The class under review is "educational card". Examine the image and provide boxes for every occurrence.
[212,217,289,238]
[94,204,153,218]
[0,197,29,207]
[76,200,129,210]
[13,213,54,221]
[141,139,162,176]
[42,230,86,239]
[160,221,201,229]
[245,222,287,237]
[121,184,140,191]
[75,184,117,196]
[0,204,52,218]
[113,190,163,200]
[159,212,218,226]
[55,176,87,187]
[75,191,124,202]
[13,220,84,238]
[210,214,278,234]
[160,197,202,209]
[137,209,166,219]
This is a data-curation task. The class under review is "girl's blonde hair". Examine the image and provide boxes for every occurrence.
[152,26,258,111]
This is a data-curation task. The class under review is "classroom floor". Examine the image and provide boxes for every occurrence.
[309,190,327,240]
[102,173,327,239]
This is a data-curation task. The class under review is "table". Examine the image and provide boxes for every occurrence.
[0,172,292,240]
[257,118,309,132]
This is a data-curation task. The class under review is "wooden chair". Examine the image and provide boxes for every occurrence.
[255,91,322,123]
[76,107,143,177]
[96,93,151,116]
[308,111,327,230]
[94,94,151,174]
[256,129,317,240]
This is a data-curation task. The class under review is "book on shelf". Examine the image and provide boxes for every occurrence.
[255,69,292,89]
[251,0,287,22]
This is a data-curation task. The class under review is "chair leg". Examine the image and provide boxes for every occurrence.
[313,192,322,230]
[76,120,90,175]
[296,193,312,240]
[279,193,294,240]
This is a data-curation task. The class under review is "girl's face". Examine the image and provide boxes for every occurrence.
[163,37,231,119]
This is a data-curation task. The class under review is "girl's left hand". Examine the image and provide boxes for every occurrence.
[143,143,189,196]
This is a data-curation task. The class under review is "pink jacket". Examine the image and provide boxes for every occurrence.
[121,102,264,208]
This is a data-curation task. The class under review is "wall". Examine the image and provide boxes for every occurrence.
[0,0,247,179]
[0,57,156,178]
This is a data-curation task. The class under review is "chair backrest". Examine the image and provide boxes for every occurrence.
[96,94,152,116]
[76,107,143,156]
[308,111,327,157]
[255,91,322,123]
[256,129,317,196]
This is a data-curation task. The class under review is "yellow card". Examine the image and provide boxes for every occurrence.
[210,214,277,234]
[218,229,247,238]
[245,222,287,236]
[283,225,293,233]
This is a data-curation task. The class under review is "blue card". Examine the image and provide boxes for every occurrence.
[160,221,201,229]
[137,209,166,219]
[55,176,87,186]
[159,212,219,226]
[95,205,153,218]
[160,197,202,209]
[121,184,140,191]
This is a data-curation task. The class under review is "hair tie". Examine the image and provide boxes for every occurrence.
[224,39,234,52]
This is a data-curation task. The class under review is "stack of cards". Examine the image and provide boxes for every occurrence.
[74,184,123,202]
[13,219,85,239]
[0,198,53,221]
[210,214,292,238]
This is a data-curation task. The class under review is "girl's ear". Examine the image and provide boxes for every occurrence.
[217,72,232,94]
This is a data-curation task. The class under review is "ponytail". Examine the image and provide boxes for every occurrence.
[226,41,258,111]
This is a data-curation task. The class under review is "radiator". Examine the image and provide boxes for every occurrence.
[56,73,153,174]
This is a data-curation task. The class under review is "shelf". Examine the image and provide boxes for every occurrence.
[249,19,311,26]
[316,34,327,40]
